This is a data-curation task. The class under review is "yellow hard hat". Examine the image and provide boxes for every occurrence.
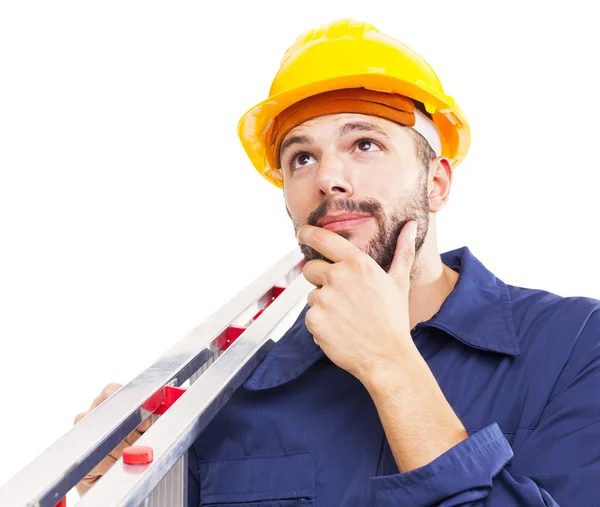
[238,19,471,189]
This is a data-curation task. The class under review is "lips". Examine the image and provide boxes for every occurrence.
[317,214,373,232]
[317,213,371,227]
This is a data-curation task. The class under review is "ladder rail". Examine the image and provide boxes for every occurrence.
[0,248,305,507]
[76,280,311,506]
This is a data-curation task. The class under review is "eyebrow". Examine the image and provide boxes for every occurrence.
[280,134,313,159]
[279,121,390,161]
[337,121,390,139]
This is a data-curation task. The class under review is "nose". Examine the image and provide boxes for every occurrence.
[316,152,354,197]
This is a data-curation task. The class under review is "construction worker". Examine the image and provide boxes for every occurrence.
[75,19,600,505]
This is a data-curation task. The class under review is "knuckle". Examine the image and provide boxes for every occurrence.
[303,264,316,283]
[76,481,92,497]
[346,255,365,275]
[126,431,142,446]
[311,229,326,246]
[137,418,152,432]
[302,259,313,274]
[316,289,330,307]
[324,268,337,285]
[355,254,371,272]
[307,288,317,306]
[305,308,317,330]
[325,265,342,285]
[310,291,321,308]
[336,265,353,286]
[305,306,325,334]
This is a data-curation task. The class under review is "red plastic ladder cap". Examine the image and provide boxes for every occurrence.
[123,445,154,464]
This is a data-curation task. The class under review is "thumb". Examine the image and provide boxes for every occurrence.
[388,221,417,283]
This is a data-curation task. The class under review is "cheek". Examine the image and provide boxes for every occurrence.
[284,190,313,227]
[356,168,397,203]
[373,161,420,198]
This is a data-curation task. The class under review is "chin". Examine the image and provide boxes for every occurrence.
[343,234,371,253]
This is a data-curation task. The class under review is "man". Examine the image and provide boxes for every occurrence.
[76,19,600,505]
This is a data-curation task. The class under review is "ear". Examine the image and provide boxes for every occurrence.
[428,156,453,213]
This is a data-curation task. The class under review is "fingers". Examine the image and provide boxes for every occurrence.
[76,475,99,497]
[74,382,131,498]
[387,221,417,283]
[307,287,318,308]
[297,225,361,263]
[75,427,149,497]
[302,259,331,287]
[108,430,143,461]
[74,383,123,426]
[137,417,152,432]
[86,453,117,479]
[76,451,116,497]
[74,411,87,425]
[91,383,123,410]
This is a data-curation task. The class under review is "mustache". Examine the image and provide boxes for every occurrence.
[306,198,385,227]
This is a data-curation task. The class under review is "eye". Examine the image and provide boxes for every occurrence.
[291,152,316,170]
[354,139,381,153]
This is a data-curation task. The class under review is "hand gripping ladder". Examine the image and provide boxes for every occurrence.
[0,248,312,507]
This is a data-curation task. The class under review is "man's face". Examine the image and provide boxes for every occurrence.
[280,113,431,273]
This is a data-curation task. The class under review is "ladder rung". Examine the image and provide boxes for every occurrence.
[252,285,287,321]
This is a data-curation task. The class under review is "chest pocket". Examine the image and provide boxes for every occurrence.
[199,451,315,506]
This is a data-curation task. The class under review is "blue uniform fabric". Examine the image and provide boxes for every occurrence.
[188,247,600,506]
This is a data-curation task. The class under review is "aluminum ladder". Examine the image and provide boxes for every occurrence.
[0,248,311,507]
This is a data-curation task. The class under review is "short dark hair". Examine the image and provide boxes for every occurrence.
[408,128,437,170]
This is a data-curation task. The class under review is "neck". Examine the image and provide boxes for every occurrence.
[408,224,458,330]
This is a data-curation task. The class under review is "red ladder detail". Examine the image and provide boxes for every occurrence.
[51,280,296,506]
[142,385,187,414]
[217,285,286,351]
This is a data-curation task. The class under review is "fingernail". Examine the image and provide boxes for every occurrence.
[412,223,418,240]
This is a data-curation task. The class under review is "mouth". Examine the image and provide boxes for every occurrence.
[317,214,373,233]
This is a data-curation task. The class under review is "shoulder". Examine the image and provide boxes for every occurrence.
[506,284,600,391]
[507,284,600,339]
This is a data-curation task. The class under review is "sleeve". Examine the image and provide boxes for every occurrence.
[369,309,600,507]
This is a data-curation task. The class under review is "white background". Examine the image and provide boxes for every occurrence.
[1,0,599,502]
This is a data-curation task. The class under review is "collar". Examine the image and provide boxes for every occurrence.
[422,246,520,357]
[244,246,520,391]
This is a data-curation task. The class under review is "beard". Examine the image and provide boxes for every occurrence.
[293,176,429,274]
